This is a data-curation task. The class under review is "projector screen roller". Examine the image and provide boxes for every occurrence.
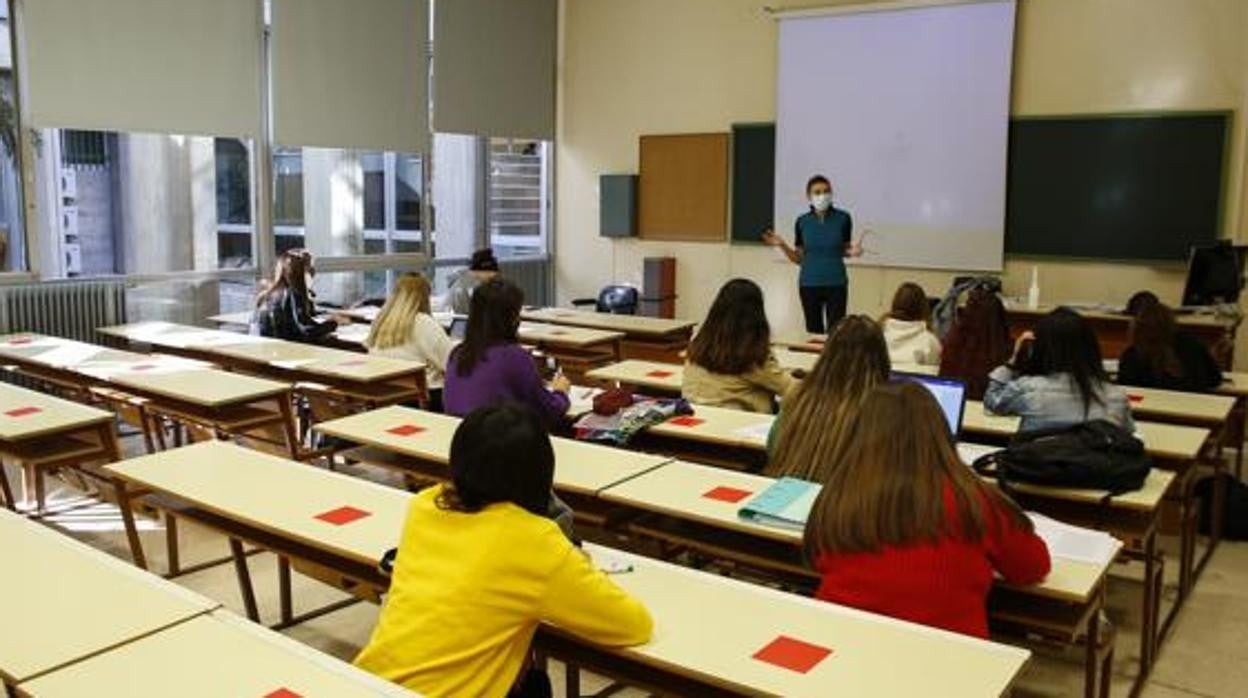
[774,0,1016,271]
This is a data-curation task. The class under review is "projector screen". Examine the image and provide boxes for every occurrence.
[774,0,1016,271]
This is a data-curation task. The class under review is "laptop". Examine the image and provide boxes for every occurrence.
[891,372,967,436]
[447,317,469,340]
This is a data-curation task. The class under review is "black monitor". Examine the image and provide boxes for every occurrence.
[1181,242,1245,307]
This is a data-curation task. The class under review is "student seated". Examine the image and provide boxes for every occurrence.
[364,273,454,411]
[444,278,570,429]
[446,248,501,315]
[354,404,652,696]
[766,315,890,481]
[881,282,941,366]
[682,279,795,413]
[984,307,1134,432]
[251,249,348,343]
[938,287,1011,400]
[1118,298,1222,393]
[804,382,1051,638]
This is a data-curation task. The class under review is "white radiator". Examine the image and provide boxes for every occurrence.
[0,280,127,343]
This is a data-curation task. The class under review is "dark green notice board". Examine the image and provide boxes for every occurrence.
[731,123,775,243]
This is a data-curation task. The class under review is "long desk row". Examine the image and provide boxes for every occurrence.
[0,508,413,697]
[104,440,1030,697]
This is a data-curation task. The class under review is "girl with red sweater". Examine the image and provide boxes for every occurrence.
[803,381,1051,638]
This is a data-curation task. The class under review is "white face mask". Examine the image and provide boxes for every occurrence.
[810,193,832,212]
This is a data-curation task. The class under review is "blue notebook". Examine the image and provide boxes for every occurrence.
[738,477,822,531]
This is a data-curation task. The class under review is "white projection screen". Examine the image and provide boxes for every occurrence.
[774,0,1016,271]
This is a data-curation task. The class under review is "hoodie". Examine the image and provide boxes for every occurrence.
[883,318,942,367]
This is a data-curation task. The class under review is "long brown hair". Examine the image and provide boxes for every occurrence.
[451,278,523,376]
[766,315,890,482]
[938,288,1011,400]
[255,249,314,310]
[886,282,930,323]
[804,382,1032,559]
[1129,301,1182,378]
[365,273,433,351]
[687,279,772,375]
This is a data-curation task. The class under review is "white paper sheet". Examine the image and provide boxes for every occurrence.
[1027,513,1120,566]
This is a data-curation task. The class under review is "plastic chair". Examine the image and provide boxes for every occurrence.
[571,285,639,315]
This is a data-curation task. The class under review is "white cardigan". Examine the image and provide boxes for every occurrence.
[369,313,454,389]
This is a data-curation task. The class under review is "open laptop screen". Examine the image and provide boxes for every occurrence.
[891,372,967,436]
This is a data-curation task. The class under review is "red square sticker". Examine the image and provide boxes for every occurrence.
[314,506,372,526]
[646,370,675,378]
[339,359,367,367]
[1128,394,1144,403]
[387,424,426,437]
[130,364,157,371]
[703,486,753,503]
[807,337,825,345]
[667,416,704,427]
[4,406,41,418]
[264,690,302,698]
[549,329,567,336]
[7,337,32,345]
[752,635,833,674]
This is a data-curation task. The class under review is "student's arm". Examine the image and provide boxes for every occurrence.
[744,355,796,400]
[414,315,454,375]
[506,346,571,423]
[537,546,653,646]
[982,366,1029,417]
[983,497,1051,586]
[286,293,338,340]
[924,331,943,366]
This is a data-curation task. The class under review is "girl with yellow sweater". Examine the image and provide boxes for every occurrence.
[354,404,653,697]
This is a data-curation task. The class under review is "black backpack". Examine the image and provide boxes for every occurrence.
[972,420,1151,497]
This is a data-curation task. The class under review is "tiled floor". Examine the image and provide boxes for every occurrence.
[7,446,1247,697]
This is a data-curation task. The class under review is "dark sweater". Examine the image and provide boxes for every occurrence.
[1117,333,1222,393]
[250,288,337,343]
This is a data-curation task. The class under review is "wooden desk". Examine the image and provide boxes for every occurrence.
[635,404,772,471]
[546,543,1030,698]
[0,334,299,462]
[1006,304,1238,369]
[594,462,1116,698]
[585,359,683,395]
[16,611,417,698]
[314,406,672,521]
[106,440,411,626]
[0,508,217,688]
[97,322,426,409]
[521,308,695,363]
[0,382,120,513]
[771,332,828,354]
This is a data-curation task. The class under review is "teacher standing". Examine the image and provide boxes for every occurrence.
[763,175,863,333]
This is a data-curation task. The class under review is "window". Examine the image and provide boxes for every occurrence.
[215,138,253,269]
[0,4,26,273]
[487,138,549,258]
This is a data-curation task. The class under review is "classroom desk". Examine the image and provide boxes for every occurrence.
[521,307,695,363]
[103,441,1028,698]
[1006,304,1238,369]
[559,544,1029,698]
[0,382,120,513]
[313,405,672,522]
[15,611,417,698]
[0,334,299,461]
[585,359,684,395]
[0,508,218,689]
[97,322,426,409]
[106,440,410,626]
[589,464,1110,697]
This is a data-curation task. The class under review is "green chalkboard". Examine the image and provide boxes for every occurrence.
[731,123,775,243]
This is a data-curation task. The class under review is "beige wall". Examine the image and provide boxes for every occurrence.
[555,0,1248,363]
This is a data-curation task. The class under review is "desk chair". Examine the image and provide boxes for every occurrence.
[572,285,639,315]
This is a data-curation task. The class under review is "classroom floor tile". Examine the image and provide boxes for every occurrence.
[7,444,1248,697]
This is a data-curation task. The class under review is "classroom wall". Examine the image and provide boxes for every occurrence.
[555,0,1248,364]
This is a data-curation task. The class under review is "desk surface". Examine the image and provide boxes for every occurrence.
[522,308,695,338]
[648,403,773,449]
[17,611,417,697]
[315,405,670,495]
[98,322,424,383]
[963,401,1210,461]
[1006,303,1234,329]
[1217,372,1248,397]
[582,543,1029,697]
[1120,386,1235,424]
[772,333,829,353]
[106,441,411,568]
[331,320,623,352]
[0,509,218,684]
[586,359,684,392]
[0,382,113,441]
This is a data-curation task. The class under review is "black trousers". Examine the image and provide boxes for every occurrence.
[799,284,848,334]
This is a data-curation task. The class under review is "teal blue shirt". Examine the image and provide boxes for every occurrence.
[795,207,852,287]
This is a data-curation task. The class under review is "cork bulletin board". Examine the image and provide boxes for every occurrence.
[638,133,730,241]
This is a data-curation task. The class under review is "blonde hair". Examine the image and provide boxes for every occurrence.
[766,315,890,482]
[365,274,433,351]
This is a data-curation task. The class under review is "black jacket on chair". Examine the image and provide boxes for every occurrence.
[250,288,338,343]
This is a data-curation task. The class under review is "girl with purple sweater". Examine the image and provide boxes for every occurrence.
[444,278,571,429]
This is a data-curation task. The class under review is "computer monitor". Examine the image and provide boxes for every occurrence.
[1181,242,1245,307]
[892,372,967,436]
